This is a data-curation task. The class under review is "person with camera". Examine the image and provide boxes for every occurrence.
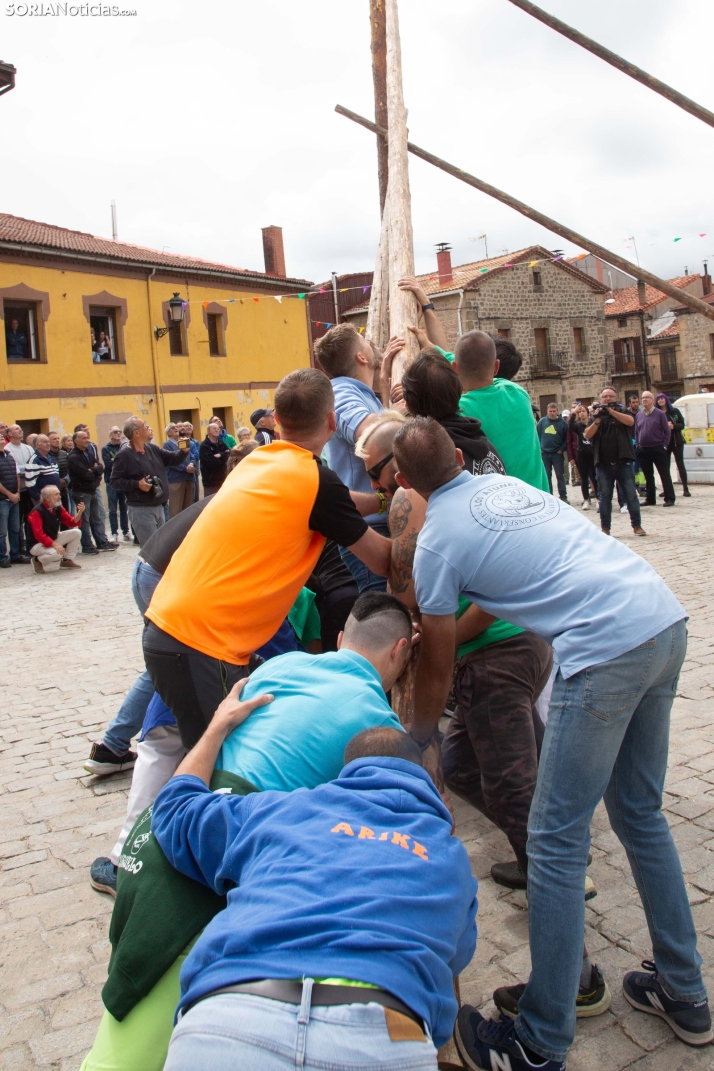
[110,417,189,548]
[584,387,645,537]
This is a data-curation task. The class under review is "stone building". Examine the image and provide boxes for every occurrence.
[602,273,708,401]
[343,245,611,412]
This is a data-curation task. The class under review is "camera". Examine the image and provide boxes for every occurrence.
[594,402,624,418]
[144,474,163,498]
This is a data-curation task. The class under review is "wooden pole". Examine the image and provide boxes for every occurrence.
[369,0,389,215]
[384,0,420,379]
[506,0,714,132]
[334,104,714,325]
[366,192,391,350]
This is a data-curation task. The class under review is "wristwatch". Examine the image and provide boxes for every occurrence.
[421,301,435,312]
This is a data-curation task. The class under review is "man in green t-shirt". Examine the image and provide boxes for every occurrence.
[356,410,553,891]
[434,330,548,492]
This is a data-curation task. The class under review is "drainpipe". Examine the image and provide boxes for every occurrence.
[331,272,340,326]
[146,268,165,430]
[638,309,651,393]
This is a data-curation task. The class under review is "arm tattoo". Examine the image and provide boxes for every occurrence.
[389,491,413,538]
[389,532,418,594]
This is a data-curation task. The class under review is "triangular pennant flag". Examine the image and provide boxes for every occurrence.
[319,289,327,293]
[340,288,348,293]
[326,323,332,329]
[552,255,564,261]
[359,327,365,334]
[202,301,209,310]
[503,263,513,268]
[673,237,682,242]
[298,293,306,300]
[227,299,235,303]
[528,260,539,267]
[479,268,489,273]
[274,296,282,303]
[700,233,707,237]
[575,253,587,260]
[363,286,369,294]
[253,297,260,302]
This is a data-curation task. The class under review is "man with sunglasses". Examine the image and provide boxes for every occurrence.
[315,324,398,594]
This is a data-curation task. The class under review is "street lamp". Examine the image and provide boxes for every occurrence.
[0,61,17,98]
[154,293,185,340]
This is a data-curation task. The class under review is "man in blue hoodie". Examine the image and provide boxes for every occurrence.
[153,720,477,1071]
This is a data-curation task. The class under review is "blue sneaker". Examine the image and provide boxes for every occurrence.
[455,1007,565,1070]
[90,856,117,898]
[623,960,712,1046]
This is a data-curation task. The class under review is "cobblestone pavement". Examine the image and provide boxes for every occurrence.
[0,489,713,1069]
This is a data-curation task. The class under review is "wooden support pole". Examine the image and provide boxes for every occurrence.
[334,104,714,325]
[366,192,391,350]
[369,0,389,216]
[384,0,420,379]
[506,0,714,132]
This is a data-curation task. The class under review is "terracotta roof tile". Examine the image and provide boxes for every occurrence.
[0,212,311,286]
[604,275,700,318]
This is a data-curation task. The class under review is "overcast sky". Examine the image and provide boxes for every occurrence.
[2,0,713,286]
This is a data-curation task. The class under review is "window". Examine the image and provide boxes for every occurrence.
[89,306,121,362]
[16,419,47,437]
[573,327,585,356]
[534,327,549,356]
[497,328,510,339]
[4,302,41,361]
[618,318,628,328]
[207,313,225,356]
[169,320,187,356]
[532,271,542,288]
[709,334,714,361]
[660,347,678,380]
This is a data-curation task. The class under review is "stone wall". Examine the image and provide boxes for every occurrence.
[677,311,714,393]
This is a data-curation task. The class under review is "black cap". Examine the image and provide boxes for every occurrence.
[250,408,274,428]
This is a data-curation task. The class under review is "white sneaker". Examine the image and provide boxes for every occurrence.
[620,505,628,514]
[581,500,590,510]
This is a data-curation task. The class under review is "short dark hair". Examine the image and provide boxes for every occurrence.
[274,368,334,435]
[314,324,363,378]
[343,726,423,768]
[493,336,523,380]
[393,417,461,495]
[343,592,412,649]
[73,423,89,433]
[454,330,497,380]
[401,351,461,420]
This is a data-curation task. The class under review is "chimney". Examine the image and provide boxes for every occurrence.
[703,261,711,296]
[262,226,286,278]
[637,279,647,307]
[436,242,453,286]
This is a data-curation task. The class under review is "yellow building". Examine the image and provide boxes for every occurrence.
[0,214,313,444]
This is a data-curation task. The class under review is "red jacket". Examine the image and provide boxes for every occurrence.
[28,504,81,548]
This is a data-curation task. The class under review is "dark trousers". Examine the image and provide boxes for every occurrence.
[314,583,359,652]
[575,449,597,502]
[72,489,107,549]
[669,441,689,492]
[441,631,553,874]
[541,452,567,500]
[143,623,249,750]
[596,460,641,531]
[637,445,675,505]
[106,484,129,535]
[18,489,36,551]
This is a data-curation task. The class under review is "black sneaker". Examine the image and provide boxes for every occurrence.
[455,1008,565,1070]
[90,857,118,897]
[84,742,137,776]
[492,855,593,891]
[494,965,611,1020]
[82,547,100,555]
[0,559,10,569]
[10,555,32,563]
[623,959,712,1046]
[99,542,119,551]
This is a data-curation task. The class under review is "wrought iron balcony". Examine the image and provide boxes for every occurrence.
[612,352,644,374]
[529,349,568,376]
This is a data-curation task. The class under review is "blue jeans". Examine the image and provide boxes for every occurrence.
[73,489,107,549]
[541,452,567,500]
[516,619,703,1062]
[164,988,437,1071]
[106,484,129,535]
[103,557,163,756]
[0,499,21,562]
[340,519,389,593]
[596,460,641,531]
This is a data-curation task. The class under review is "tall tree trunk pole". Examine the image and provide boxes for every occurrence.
[385,0,420,380]
[369,0,389,215]
[506,0,714,132]
[335,104,714,325]
[366,194,391,350]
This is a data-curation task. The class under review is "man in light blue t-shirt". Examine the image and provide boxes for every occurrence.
[315,324,390,593]
[391,417,708,1071]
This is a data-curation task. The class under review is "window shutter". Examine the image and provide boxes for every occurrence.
[613,339,623,356]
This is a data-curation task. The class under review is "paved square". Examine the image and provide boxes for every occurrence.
[1,490,713,1069]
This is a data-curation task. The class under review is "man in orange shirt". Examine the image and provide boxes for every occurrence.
[144,368,392,749]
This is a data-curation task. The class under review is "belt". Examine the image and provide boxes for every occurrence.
[181,978,423,1028]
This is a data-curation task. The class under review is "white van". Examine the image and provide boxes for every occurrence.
[675,394,714,484]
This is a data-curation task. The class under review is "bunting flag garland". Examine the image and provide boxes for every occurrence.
[528,260,539,267]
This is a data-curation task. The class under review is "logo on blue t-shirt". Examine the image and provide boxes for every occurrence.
[469,481,560,531]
